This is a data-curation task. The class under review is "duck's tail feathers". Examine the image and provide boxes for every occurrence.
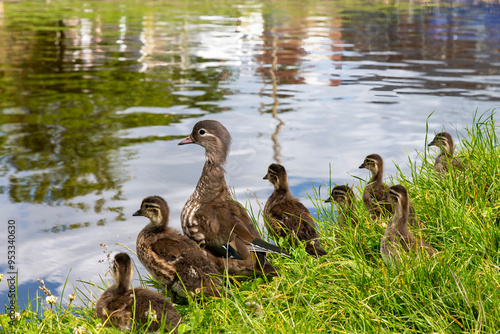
[249,239,291,258]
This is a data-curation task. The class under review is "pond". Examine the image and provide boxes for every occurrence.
[0,0,499,307]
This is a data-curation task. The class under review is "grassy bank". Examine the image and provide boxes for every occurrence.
[2,111,499,333]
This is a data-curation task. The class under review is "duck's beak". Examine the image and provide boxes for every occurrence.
[178,135,195,145]
[263,174,269,180]
[359,163,365,169]
[428,140,435,147]
[133,209,143,217]
[324,197,332,203]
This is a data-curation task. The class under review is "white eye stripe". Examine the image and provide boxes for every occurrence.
[203,132,217,138]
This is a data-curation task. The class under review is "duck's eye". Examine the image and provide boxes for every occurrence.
[199,129,206,135]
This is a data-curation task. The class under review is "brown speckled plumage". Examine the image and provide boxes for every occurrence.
[95,253,183,332]
[263,164,326,257]
[380,185,436,266]
[428,132,466,173]
[179,120,288,276]
[134,196,223,298]
[325,185,358,229]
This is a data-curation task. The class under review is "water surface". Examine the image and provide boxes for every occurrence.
[0,0,499,307]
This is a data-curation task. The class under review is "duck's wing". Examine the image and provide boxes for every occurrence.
[263,202,288,238]
[151,235,200,259]
[149,235,224,297]
[195,199,290,259]
[265,201,322,255]
[193,200,252,259]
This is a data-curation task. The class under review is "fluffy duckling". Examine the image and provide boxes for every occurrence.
[263,163,326,257]
[134,196,223,298]
[428,132,466,173]
[325,185,358,229]
[359,154,421,227]
[380,185,436,266]
[95,252,183,332]
[179,120,289,276]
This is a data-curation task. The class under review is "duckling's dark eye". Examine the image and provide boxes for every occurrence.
[199,129,206,135]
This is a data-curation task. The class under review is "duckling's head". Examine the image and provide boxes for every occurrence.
[428,132,454,154]
[133,196,170,227]
[178,120,232,165]
[325,185,353,206]
[386,184,409,212]
[359,154,383,175]
[111,252,134,291]
[263,163,288,190]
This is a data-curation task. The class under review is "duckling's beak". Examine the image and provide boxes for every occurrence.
[178,135,195,145]
[428,140,435,147]
[325,197,332,203]
[359,163,365,169]
[132,209,143,217]
[263,174,269,180]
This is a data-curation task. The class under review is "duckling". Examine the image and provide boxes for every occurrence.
[359,154,393,221]
[325,185,358,229]
[134,196,223,299]
[380,185,436,266]
[428,132,466,173]
[359,154,421,227]
[179,120,289,276]
[263,163,326,257]
[95,252,183,332]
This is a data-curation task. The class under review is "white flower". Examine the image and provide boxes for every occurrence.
[73,325,86,334]
[14,312,21,321]
[68,294,75,302]
[46,295,58,305]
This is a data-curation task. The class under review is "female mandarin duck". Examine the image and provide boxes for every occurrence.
[178,120,289,276]
[263,163,326,256]
[428,131,466,173]
[95,252,183,332]
[134,195,223,298]
[380,185,436,266]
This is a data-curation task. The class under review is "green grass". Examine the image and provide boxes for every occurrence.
[2,110,500,333]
